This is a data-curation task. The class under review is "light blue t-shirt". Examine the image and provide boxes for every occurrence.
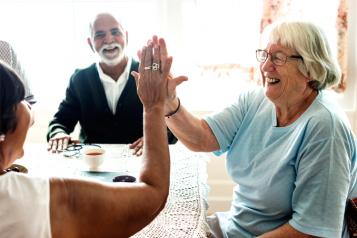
[205,88,357,238]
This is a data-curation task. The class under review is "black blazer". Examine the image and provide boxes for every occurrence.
[47,60,177,144]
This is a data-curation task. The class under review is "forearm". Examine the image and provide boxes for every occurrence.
[47,125,68,141]
[47,109,78,140]
[139,107,170,194]
[258,223,317,238]
[165,99,219,152]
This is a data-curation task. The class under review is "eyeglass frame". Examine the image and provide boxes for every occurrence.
[62,143,102,158]
[256,49,303,66]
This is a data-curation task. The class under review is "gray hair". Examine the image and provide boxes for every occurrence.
[88,12,125,38]
[263,21,341,90]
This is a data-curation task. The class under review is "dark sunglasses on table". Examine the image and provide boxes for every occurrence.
[256,49,303,66]
[62,143,101,157]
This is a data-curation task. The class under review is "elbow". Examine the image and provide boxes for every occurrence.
[145,177,170,213]
[185,137,220,152]
[185,120,219,152]
[139,174,170,214]
[155,189,169,214]
[152,185,170,216]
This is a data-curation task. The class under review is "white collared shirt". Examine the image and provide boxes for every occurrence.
[96,57,132,114]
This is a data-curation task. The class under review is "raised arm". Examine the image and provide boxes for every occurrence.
[50,38,171,238]
[164,97,219,152]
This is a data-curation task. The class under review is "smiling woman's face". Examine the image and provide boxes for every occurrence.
[260,43,311,106]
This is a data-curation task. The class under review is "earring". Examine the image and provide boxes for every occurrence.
[0,134,5,142]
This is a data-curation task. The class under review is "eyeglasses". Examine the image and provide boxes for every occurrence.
[256,49,303,66]
[62,143,101,158]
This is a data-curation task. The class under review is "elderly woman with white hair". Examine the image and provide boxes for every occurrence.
[151,21,357,237]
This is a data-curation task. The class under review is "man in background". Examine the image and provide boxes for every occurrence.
[47,13,177,154]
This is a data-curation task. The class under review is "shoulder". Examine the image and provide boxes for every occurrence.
[69,63,98,82]
[1,172,49,195]
[309,92,351,128]
[0,40,11,50]
[0,40,10,47]
[303,91,355,142]
[0,173,51,237]
[231,87,267,115]
[130,58,139,71]
[72,63,97,77]
[238,87,265,103]
[0,41,13,63]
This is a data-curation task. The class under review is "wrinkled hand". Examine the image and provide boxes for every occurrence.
[166,73,187,105]
[47,132,79,153]
[129,137,143,156]
[132,36,172,110]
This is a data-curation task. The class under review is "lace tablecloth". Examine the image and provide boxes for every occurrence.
[20,143,210,238]
[132,143,210,238]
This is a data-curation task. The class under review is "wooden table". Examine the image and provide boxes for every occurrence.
[18,143,210,237]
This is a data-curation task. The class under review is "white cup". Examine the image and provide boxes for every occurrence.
[82,147,105,170]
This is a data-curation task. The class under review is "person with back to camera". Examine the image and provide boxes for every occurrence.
[47,12,177,155]
[0,37,172,237]
[149,21,357,237]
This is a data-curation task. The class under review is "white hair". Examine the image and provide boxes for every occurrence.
[88,12,126,38]
[262,21,341,90]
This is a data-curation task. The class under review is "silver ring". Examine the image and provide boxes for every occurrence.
[152,63,160,71]
[144,66,151,70]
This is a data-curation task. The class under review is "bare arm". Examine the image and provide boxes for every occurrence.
[165,97,219,152]
[50,37,171,238]
[258,223,318,238]
[50,109,168,238]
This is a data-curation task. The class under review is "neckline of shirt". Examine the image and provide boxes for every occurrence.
[96,57,132,84]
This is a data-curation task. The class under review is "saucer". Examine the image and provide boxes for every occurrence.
[78,171,136,183]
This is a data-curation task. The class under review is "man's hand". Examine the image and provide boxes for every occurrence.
[129,137,143,156]
[47,132,78,153]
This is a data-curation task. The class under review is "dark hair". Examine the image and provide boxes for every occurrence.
[0,61,25,135]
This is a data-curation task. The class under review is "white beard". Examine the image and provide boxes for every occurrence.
[98,43,126,66]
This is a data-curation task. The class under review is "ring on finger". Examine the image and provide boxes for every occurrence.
[144,66,152,70]
[152,63,160,71]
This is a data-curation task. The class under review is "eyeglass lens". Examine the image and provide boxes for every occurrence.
[256,50,286,65]
[256,49,302,66]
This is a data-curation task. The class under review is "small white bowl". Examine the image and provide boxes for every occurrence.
[82,147,105,170]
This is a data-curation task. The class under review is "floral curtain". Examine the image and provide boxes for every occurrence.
[260,0,292,33]
[335,0,348,92]
[259,0,349,92]
[191,0,262,84]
